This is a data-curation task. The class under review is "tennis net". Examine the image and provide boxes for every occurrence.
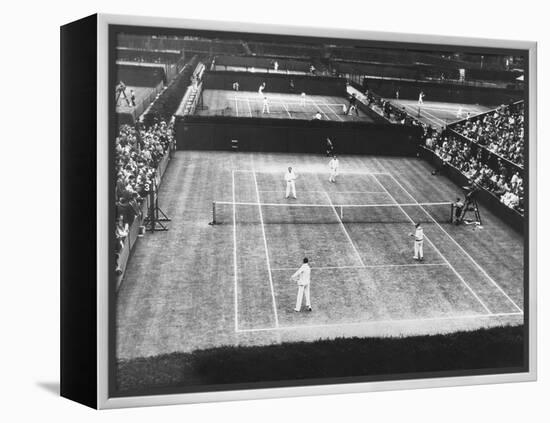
[211,201,454,225]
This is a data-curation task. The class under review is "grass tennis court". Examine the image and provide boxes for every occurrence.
[230,169,521,332]
[115,85,157,113]
[117,151,524,360]
[387,99,492,128]
[196,89,375,122]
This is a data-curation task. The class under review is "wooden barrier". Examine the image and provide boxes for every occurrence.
[203,70,346,96]
[214,55,311,73]
[364,77,523,105]
[115,198,148,291]
[175,115,422,155]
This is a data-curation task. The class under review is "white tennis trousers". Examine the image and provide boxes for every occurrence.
[414,240,424,258]
[286,181,296,198]
[295,283,311,311]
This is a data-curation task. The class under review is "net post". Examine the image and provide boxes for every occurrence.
[209,201,216,225]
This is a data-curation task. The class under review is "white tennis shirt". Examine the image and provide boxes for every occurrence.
[285,170,296,183]
[292,264,311,286]
[414,227,424,242]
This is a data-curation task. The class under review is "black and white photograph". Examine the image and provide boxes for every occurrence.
[107,20,532,399]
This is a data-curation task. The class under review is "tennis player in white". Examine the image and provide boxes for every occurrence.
[285,166,297,199]
[262,96,270,114]
[292,258,312,312]
[300,92,306,107]
[409,222,424,260]
[258,82,266,96]
[328,155,339,183]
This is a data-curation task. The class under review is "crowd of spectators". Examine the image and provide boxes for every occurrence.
[348,84,525,215]
[114,120,175,272]
[451,102,524,167]
[426,132,524,213]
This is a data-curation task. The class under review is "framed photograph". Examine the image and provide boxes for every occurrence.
[60,14,537,409]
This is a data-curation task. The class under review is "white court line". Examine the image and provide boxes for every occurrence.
[330,191,388,194]
[404,103,443,126]
[246,97,252,117]
[418,106,485,115]
[417,107,450,126]
[323,191,365,267]
[252,170,280,327]
[371,173,492,314]
[309,98,331,120]
[258,190,386,194]
[401,104,482,112]
[385,171,524,313]
[235,169,392,175]
[323,101,344,121]
[403,104,461,111]
[232,171,239,332]
[241,97,344,107]
[414,104,488,115]
[236,311,524,333]
[216,200,451,208]
[409,104,448,125]
[271,263,448,271]
[278,101,292,118]
[399,102,443,127]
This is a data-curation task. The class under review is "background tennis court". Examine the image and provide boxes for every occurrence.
[387,99,492,128]
[196,89,373,121]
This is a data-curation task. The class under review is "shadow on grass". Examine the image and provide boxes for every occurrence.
[115,325,525,396]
